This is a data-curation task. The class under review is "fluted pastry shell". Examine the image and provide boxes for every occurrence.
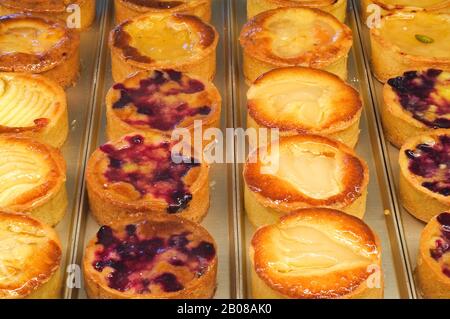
[247,0,347,22]
[0,14,80,88]
[399,130,450,222]
[0,0,96,29]
[370,12,450,83]
[250,208,383,299]
[239,7,352,83]
[86,133,210,225]
[247,67,362,148]
[114,0,211,24]
[243,134,369,228]
[109,13,218,83]
[83,214,217,299]
[0,72,68,148]
[0,211,62,299]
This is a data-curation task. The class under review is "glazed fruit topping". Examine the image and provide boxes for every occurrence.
[430,212,450,278]
[388,69,450,128]
[100,134,199,213]
[126,0,184,9]
[112,69,212,131]
[93,224,216,294]
[405,135,450,196]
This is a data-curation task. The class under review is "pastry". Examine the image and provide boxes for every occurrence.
[247,0,347,22]
[0,211,62,299]
[243,134,369,228]
[83,214,217,299]
[0,136,67,226]
[109,13,218,83]
[399,130,449,222]
[86,133,209,225]
[114,0,211,24]
[247,67,362,148]
[362,0,450,20]
[0,0,96,29]
[0,14,80,88]
[239,7,353,84]
[0,72,68,148]
[382,69,450,148]
[250,208,383,299]
[417,212,450,299]
[370,12,450,83]
[106,69,221,142]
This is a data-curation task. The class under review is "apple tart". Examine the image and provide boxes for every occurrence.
[362,0,450,20]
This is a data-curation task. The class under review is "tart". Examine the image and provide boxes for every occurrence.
[417,212,450,299]
[247,0,347,22]
[0,211,62,299]
[106,69,221,142]
[0,14,80,88]
[83,214,217,299]
[243,134,369,228]
[362,0,450,20]
[399,130,450,222]
[0,136,67,226]
[370,12,450,83]
[247,67,362,148]
[382,69,450,148]
[109,13,218,83]
[239,7,353,84]
[86,133,210,225]
[0,72,68,148]
[114,0,211,24]
[0,0,96,29]
[250,208,383,299]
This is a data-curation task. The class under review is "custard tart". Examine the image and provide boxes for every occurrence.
[247,0,347,22]
[0,72,68,148]
[106,69,221,142]
[243,134,369,228]
[84,214,217,299]
[370,12,450,83]
[0,211,62,299]
[247,67,362,148]
[239,7,353,84]
[362,0,450,20]
[86,133,210,226]
[250,208,383,299]
[109,13,218,83]
[399,130,450,223]
[417,212,450,299]
[0,14,80,88]
[382,69,450,148]
[114,0,211,24]
[0,0,96,29]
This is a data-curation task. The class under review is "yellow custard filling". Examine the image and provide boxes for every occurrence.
[378,0,448,8]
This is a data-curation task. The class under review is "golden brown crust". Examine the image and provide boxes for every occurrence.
[0,0,86,12]
[0,211,61,299]
[250,208,382,299]
[83,214,217,299]
[239,7,352,68]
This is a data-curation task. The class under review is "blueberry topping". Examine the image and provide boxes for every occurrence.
[430,213,450,278]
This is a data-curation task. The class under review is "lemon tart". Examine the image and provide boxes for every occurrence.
[239,7,353,84]
[0,0,96,29]
[0,211,62,299]
[250,208,383,299]
[0,14,80,88]
[399,130,450,222]
[362,0,450,20]
[109,13,218,83]
[114,0,211,24]
[417,212,450,299]
[0,72,68,148]
[86,134,210,226]
[382,69,450,148]
[247,67,362,148]
[106,69,221,142]
[243,134,369,228]
[247,0,347,22]
[370,12,450,83]
[84,214,217,299]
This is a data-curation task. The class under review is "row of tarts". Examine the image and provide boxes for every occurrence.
[0,0,448,299]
